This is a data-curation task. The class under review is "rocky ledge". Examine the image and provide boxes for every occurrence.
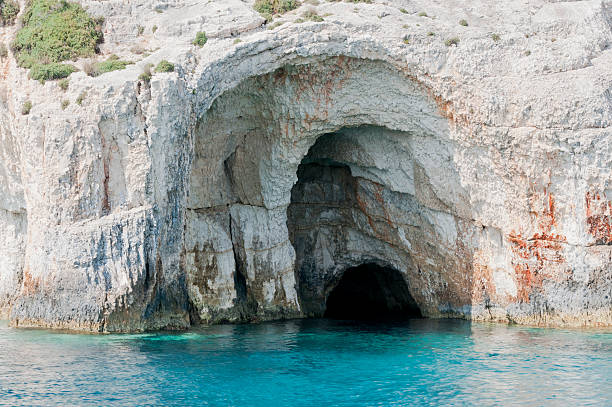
[0,0,611,332]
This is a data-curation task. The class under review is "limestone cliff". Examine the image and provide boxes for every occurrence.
[0,0,611,331]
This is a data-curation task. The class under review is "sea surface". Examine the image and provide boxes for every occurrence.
[0,318,610,406]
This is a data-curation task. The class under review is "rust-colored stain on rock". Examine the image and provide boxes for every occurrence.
[585,191,612,245]
[508,190,567,303]
[22,270,41,295]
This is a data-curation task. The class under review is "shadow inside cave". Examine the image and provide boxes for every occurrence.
[286,128,430,321]
[324,263,422,321]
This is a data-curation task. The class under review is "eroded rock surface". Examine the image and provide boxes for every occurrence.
[0,0,611,331]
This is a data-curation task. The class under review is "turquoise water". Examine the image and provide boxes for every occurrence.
[0,319,610,406]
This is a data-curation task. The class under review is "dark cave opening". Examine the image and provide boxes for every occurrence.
[324,263,422,320]
[287,130,425,321]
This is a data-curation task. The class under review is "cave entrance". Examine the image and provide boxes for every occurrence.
[288,129,426,320]
[324,264,422,320]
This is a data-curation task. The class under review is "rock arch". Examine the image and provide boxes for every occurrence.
[185,57,475,323]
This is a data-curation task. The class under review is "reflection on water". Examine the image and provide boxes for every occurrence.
[0,319,610,406]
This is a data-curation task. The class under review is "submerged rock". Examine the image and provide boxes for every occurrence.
[0,0,610,331]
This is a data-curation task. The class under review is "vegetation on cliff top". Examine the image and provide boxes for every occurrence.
[84,54,132,77]
[12,0,103,81]
[58,78,69,90]
[29,62,76,81]
[445,37,460,47]
[295,9,323,23]
[254,0,299,18]
[93,58,131,75]
[0,0,19,26]
[21,100,32,115]
[155,60,174,73]
[138,63,154,82]
[193,31,207,47]
[76,91,86,105]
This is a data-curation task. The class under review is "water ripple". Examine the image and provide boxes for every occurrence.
[0,319,610,406]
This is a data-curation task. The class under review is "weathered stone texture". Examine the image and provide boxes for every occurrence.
[0,0,610,330]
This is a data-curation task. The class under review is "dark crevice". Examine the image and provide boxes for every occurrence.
[228,211,246,305]
[229,210,258,321]
[225,151,249,310]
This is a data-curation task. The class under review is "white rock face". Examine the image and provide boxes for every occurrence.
[0,0,610,331]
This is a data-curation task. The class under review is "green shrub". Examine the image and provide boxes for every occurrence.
[155,59,174,73]
[192,31,207,47]
[139,63,154,82]
[76,91,85,105]
[491,33,500,42]
[22,100,32,115]
[301,9,323,22]
[459,19,468,26]
[81,55,132,77]
[82,59,94,76]
[138,71,151,82]
[399,8,407,14]
[99,59,130,72]
[29,62,76,82]
[0,43,7,58]
[445,37,460,46]
[58,78,69,90]
[253,0,299,16]
[137,25,144,36]
[0,0,19,25]
[233,38,242,44]
[61,99,69,109]
[12,0,102,78]
[89,58,131,76]
[152,25,157,33]
[418,11,427,17]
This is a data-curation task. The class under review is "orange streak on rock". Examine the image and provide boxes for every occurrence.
[22,270,41,295]
[508,190,567,303]
[585,191,612,245]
